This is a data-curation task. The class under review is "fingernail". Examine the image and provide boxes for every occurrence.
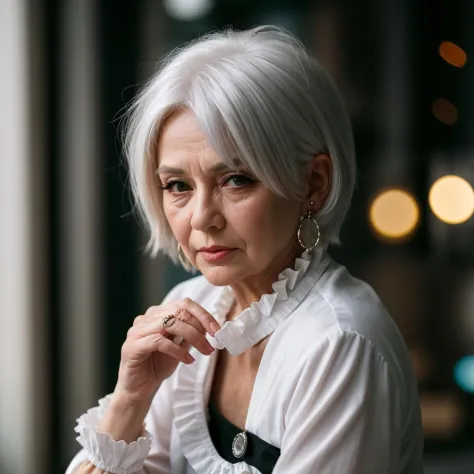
[210,322,220,335]
[186,353,195,363]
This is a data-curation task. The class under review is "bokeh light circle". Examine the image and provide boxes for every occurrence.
[439,41,467,68]
[429,175,474,224]
[454,355,474,394]
[369,189,420,240]
[163,0,213,21]
[432,98,458,125]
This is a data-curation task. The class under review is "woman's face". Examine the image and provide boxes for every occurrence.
[157,109,302,287]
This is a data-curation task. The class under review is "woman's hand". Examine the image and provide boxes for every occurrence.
[114,298,220,405]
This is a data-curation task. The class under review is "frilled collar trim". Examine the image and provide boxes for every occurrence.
[207,247,329,356]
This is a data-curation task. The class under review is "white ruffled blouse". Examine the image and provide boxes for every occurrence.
[66,248,424,474]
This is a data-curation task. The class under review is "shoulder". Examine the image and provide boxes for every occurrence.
[277,259,415,390]
[294,260,403,348]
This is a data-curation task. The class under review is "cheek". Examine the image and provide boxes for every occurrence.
[163,202,190,241]
[264,199,301,241]
[231,194,300,249]
[227,197,267,234]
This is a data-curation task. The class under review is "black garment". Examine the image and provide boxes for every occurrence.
[208,400,280,474]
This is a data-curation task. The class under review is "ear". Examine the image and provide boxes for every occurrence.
[304,153,332,214]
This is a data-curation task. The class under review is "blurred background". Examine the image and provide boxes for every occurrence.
[1,0,474,473]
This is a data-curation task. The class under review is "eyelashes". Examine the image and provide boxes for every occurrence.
[160,174,256,194]
[160,180,190,193]
[223,174,255,188]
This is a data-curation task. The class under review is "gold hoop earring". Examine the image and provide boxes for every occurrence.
[297,201,320,254]
[177,243,193,272]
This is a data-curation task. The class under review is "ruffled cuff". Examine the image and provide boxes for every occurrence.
[74,394,153,473]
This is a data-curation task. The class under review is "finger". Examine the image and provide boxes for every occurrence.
[174,308,207,334]
[136,333,195,364]
[162,317,215,355]
[169,335,185,346]
[179,298,221,336]
[138,308,205,338]
[167,332,191,350]
[136,314,213,355]
[133,315,145,326]
[143,303,176,318]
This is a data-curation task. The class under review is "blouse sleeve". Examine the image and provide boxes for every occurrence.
[273,330,402,474]
[65,372,174,474]
[65,282,188,474]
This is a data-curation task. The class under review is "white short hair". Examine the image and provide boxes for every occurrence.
[124,25,356,263]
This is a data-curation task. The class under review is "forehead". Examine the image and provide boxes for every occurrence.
[156,109,243,173]
[158,110,210,156]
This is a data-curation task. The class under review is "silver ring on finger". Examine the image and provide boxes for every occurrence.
[163,316,183,345]
[162,314,176,329]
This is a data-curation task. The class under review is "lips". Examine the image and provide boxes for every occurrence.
[198,246,236,262]
[199,246,233,252]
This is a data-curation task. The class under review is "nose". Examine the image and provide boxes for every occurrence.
[189,188,225,232]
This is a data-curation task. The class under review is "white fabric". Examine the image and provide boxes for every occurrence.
[71,394,153,473]
[208,250,321,356]
[66,249,424,474]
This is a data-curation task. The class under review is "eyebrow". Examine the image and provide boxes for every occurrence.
[155,160,244,176]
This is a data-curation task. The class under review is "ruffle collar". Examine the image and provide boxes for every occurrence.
[207,247,326,356]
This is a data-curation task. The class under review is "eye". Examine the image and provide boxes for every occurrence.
[223,174,255,188]
[160,180,191,194]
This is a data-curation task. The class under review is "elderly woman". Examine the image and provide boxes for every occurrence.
[66,26,424,474]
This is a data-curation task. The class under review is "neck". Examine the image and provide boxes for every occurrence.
[228,242,305,318]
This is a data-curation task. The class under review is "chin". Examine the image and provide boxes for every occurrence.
[198,265,243,287]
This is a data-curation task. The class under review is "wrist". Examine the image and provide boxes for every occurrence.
[97,393,152,443]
